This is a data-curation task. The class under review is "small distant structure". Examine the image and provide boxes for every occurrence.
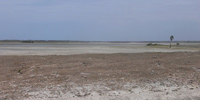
[170,35,174,48]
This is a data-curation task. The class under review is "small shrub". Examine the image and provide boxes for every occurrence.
[147,43,159,46]
[152,44,158,46]
[147,43,152,46]
[176,43,180,46]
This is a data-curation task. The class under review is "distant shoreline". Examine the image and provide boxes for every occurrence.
[0,40,200,43]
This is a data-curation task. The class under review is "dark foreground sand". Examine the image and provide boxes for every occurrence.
[1,52,200,100]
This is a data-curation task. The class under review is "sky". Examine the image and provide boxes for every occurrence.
[0,0,200,41]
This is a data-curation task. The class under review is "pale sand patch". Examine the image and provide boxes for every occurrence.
[24,84,200,100]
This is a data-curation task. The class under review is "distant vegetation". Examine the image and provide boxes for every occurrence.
[0,40,92,43]
[21,40,34,43]
[146,43,160,46]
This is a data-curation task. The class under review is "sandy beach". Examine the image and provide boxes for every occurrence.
[0,42,200,100]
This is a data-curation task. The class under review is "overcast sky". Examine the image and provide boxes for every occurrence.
[0,0,199,41]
